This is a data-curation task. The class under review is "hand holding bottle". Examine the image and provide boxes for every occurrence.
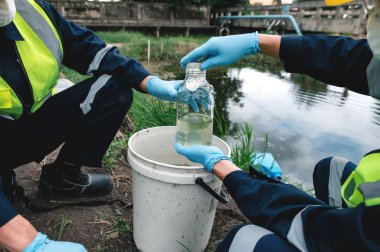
[23,232,87,252]
[180,32,260,70]
[146,76,183,102]
[174,143,231,172]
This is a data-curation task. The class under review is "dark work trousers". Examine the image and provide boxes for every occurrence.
[217,157,357,252]
[0,74,133,226]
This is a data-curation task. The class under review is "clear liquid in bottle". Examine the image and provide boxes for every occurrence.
[176,113,213,146]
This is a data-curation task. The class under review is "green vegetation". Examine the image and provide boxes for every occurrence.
[231,123,255,171]
[97,31,207,62]
[129,93,177,129]
[103,93,177,169]
[54,216,71,241]
[111,213,133,235]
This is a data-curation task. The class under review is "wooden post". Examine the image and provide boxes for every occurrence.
[156,27,160,38]
[147,39,151,65]
[185,27,190,37]
[160,39,164,57]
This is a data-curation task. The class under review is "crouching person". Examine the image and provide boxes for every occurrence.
[175,144,380,251]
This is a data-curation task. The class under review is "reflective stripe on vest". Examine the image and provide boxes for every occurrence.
[341,150,380,207]
[358,180,380,207]
[0,0,63,119]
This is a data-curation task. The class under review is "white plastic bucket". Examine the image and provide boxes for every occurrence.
[128,126,231,252]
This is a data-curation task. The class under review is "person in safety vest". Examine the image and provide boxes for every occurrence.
[0,0,183,251]
[177,0,380,251]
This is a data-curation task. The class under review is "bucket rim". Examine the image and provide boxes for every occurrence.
[128,126,231,170]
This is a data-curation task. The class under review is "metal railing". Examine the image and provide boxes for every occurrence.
[218,15,303,35]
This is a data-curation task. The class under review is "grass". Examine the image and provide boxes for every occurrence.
[102,134,129,169]
[103,92,177,168]
[231,123,255,171]
[129,93,177,129]
[111,212,132,235]
[283,177,315,195]
[54,216,72,241]
[97,31,208,62]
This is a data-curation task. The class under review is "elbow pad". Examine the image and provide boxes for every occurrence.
[0,0,16,27]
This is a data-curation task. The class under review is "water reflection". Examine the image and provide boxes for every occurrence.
[207,68,244,130]
[206,66,380,185]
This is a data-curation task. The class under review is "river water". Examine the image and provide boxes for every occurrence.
[205,65,380,185]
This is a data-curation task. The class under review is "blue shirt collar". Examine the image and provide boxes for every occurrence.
[0,22,24,41]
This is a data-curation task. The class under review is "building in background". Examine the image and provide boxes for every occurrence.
[250,0,293,5]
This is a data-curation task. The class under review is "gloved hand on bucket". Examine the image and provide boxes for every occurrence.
[146,76,183,102]
[23,232,87,252]
[180,32,260,70]
[174,143,231,172]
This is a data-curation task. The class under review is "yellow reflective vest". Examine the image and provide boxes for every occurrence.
[342,150,380,208]
[0,0,63,119]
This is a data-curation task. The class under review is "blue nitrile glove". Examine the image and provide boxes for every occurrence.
[180,32,260,70]
[146,76,183,102]
[175,143,231,172]
[23,232,87,252]
[252,152,282,180]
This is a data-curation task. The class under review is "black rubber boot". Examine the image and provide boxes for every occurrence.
[38,162,114,200]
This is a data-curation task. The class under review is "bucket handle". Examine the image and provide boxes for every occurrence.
[195,177,230,204]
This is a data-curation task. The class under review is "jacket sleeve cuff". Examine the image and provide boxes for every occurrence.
[280,35,304,73]
[224,170,255,196]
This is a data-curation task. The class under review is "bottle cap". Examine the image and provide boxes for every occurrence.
[186,63,205,74]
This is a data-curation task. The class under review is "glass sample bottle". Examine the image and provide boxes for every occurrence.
[176,63,215,146]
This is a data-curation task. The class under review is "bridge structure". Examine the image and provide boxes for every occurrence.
[46,0,213,37]
[47,0,367,37]
[212,0,367,36]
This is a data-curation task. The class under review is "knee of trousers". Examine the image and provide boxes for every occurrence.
[103,77,133,110]
[313,157,334,183]
[80,75,133,116]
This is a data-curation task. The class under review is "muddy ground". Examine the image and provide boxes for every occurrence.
[11,143,246,252]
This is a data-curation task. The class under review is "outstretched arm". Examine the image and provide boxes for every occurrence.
[279,35,373,95]
[181,33,373,96]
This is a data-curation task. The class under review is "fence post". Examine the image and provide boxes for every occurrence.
[147,39,151,65]
[160,39,164,57]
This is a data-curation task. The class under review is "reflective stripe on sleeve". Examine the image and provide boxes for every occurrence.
[286,207,309,252]
[229,224,272,252]
[87,45,114,74]
[80,74,112,115]
[328,157,349,207]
